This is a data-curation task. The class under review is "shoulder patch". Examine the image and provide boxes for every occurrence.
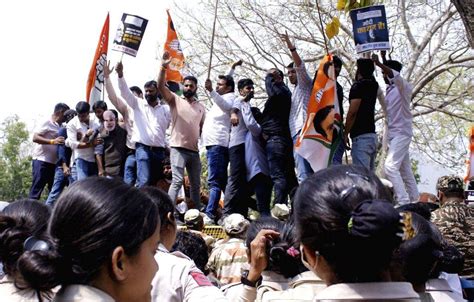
[190,272,213,287]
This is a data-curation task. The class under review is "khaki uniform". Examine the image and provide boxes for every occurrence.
[425,278,466,302]
[313,282,420,301]
[54,284,114,301]
[0,275,55,301]
[152,244,227,302]
[431,198,474,278]
[207,237,249,285]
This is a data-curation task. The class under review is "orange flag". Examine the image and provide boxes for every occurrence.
[86,13,110,106]
[295,54,342,172]
[164,10,185,83]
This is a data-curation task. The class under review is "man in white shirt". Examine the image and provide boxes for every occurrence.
[203,75,236,222]
[66,101,101,181]
[29,103,70,199]
[116,62,171,187]
[373,52,419,205]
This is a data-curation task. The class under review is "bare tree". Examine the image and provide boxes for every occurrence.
[172,0,473,170]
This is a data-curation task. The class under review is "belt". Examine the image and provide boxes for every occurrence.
[136,142,166,152]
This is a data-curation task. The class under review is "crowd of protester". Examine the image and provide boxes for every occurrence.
[2,32,474,301]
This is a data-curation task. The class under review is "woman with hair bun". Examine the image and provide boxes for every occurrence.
[18,177,161,301]
[293,165,420,301]
[0,199,52,301]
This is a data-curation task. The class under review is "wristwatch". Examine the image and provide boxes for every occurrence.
[241,270,262,288]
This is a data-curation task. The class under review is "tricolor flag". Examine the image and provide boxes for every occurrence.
[295,54,342,172]
[86,13,110,106]
[164,10,185,83]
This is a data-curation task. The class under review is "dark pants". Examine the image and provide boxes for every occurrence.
[135,143,166,187]
[29,159,55,200]
[265,135,298,205]
[205,145,228,219]
[223,144,251,216]
[251,173,272,216]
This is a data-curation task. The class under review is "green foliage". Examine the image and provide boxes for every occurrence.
[411,159,421,184]
[0,115,32,201]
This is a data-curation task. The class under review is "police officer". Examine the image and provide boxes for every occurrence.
[432,175,474,279]
[141,187,228,302]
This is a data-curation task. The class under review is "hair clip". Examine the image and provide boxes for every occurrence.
[23,236,50,252]
[340,185,357,201]
[347,217,354,234]
[345,171,370,182]
[287,246,300,258]
[397,212,415,241]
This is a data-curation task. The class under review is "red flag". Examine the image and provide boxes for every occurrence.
[86,13,110,105]
[164,10,185,83]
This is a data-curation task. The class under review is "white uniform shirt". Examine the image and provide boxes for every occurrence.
[229,98,249,148]
[202,91,235,147]
[32,118,61,164]
[66,115,100,163]
[289,63,313,138]
[385,70,413,139]
[118,77,170,147]
[151,244,228,302]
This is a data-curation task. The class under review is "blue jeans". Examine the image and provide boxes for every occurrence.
[205,145,228,219]
[135,143,166,187]
[124,151,137,185]
[75,158,98,180]
[266,136,298,205]
[223,144,251,216]
[29,160,55,200]
[292,134,313,183]
[351,133,377,171]
[45,166,74,207]
[168,147,202,209]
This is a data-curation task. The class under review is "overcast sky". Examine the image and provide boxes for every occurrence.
[0,0,460,193]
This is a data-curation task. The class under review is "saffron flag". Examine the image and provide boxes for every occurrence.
[295,54,342,172]
[164,10,185,83]
[86,13,109,106]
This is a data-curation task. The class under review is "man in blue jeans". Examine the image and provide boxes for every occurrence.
[45,109,77,207]
[116,62,171,187]
[202,74,236,222]
[344,59,380,171]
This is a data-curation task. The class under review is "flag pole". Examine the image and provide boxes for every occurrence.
[207,0,219,79]
[316,0,329,56]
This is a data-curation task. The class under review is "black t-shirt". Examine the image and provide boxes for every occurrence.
[336,81,344,118]
[348,78,379,139]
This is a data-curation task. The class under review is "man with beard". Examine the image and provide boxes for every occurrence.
[116,62,171,187]
[95,110,128,178]
[158,51,206,213]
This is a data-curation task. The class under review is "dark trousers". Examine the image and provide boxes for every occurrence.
[205,145,229,219]
[251,173,272,216]
[29,159,55,200]
[223,144,251,216]
[265,135,298,205]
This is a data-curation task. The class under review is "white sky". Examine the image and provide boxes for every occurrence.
[0,0,459,193]
[0,0,174,127]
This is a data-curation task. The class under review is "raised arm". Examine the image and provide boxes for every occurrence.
[115,62,138,109]
[227,59,243,78]
[157,51,176,106]
[205,79,234,112]
[265,69,288,98]
[281,30,302,67]
[104,61,129,120]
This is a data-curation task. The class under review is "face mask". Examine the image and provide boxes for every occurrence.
[104,120,116,131]
[183,89,196,98]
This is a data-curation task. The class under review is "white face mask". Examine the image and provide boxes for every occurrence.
[300,245,319,272]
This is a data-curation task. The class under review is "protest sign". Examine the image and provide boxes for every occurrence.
[112,13,148,57]
[350,5,390,53]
